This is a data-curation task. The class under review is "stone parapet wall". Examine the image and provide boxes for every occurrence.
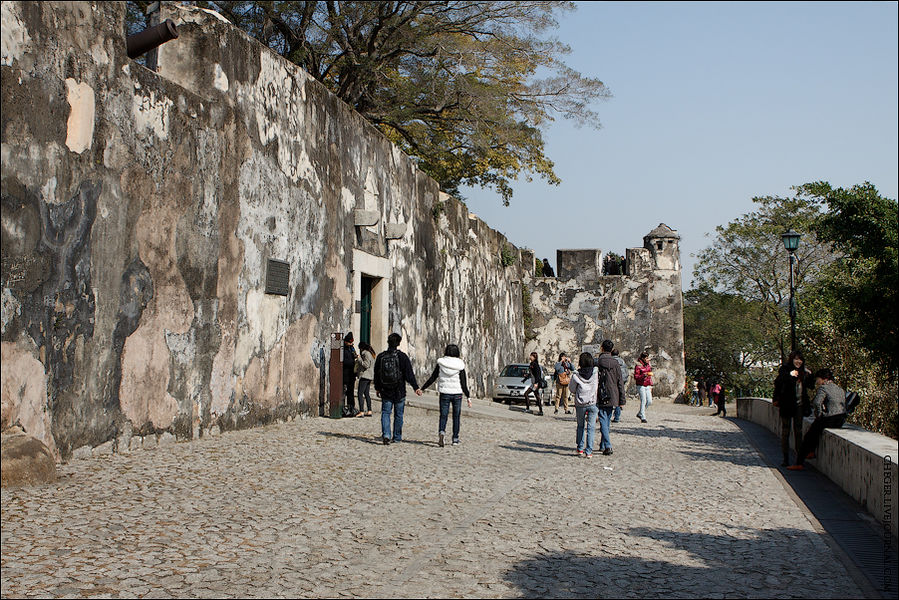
[737,397,898,538]
[524,228,685,398]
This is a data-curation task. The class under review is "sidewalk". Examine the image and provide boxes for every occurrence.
[732,414,898,599]
[1,401,878,598]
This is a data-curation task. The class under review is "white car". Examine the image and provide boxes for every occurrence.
[492,363,551,404]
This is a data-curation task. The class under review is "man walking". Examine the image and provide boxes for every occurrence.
[596,340,626,455]
[611,349,628,422]
[374,332,422,445]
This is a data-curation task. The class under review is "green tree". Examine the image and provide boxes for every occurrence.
[798,181,898,374]
[684,287,774,396]
[692,190,835,359]
[129,1,610,204]
[801,286,898,438]
[691,182,897,438]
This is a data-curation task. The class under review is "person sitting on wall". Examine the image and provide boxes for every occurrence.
[787,368,847,471]
[542,259,555,277]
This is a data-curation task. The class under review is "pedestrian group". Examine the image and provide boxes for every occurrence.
[341,332,660,456]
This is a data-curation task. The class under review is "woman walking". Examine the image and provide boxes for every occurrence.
[569,352,599,457]
[712,383,726,417]
[522,352,546,416]
[634,351,654,423]
[355,342,376,417]
[421,344,471,446]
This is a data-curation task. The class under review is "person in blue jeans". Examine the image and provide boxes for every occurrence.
[568,352,599,457]
[595,340,627,455]
[611,349,628,422]
[421,344,471,447]
[374,332,422,445]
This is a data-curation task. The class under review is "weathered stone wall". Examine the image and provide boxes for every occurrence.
[1,1,527,459]
[524,225,685,398]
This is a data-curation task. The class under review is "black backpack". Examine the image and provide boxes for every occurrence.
[380,350,403,388]
[845,391,860,414]
[597,369,612,406]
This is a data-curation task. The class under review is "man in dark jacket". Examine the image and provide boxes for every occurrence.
[596,340,627,456]
[611,349,628,422]
[342,332,359,416]
[374,332,422,445]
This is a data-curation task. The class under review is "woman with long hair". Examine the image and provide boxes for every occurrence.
[773,350,814,466]
[522,352,545,416]
[420,344,471,446]
[356,342,376,417]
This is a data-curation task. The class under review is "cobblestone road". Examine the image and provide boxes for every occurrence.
[2,400,865,598]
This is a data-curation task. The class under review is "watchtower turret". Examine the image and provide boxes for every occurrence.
[643,223,680,271]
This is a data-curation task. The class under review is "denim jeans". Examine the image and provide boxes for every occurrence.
[439,393,463,441]
[381,397,406,441]
[575,404,598,455]
[637,386,652,419]
[357,378,372,412]
[597,406,613,450]
[796,413,846,465]
[612,405,621,421]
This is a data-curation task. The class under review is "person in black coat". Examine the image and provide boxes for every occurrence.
[522,352,545,415]
[374,332,422,444]
[772,350,814,466]
[342,332,359,416]
[541,259,555,277]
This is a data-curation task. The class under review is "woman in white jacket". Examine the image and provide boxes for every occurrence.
[421,344,471,447]
[568,352,599,458]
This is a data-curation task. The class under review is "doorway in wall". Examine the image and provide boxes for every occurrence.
[360,275,375,345]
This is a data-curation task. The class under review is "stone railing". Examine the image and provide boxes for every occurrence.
[737,397,897,538]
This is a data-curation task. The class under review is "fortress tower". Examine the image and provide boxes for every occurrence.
[525,224,685,398]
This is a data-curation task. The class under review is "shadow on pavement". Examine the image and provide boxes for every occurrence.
[503,525,880,598]
[613,422,766,468]
[319,431,436,447]
[731,417,898,599]
[498,439,571,456]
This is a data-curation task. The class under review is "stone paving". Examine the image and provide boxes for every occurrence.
[1,399,866,598]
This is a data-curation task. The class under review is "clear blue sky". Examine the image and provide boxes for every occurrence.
[460,1,899,287]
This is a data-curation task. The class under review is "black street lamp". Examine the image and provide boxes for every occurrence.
[781,230,801,353]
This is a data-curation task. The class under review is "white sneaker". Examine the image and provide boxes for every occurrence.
[438,432,445,447]
[452,439,460,446]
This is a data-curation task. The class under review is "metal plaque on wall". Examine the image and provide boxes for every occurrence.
[264,259,290,296]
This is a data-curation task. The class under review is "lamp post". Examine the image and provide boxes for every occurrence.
[781,230,801,353]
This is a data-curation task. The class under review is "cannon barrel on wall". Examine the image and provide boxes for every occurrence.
[126,19,178,59]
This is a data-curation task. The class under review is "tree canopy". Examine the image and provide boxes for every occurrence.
[692,189,836,359]
[128,1,610,204]
[683,286,772,394]
[800,181,898,373]
[690,182,897,437]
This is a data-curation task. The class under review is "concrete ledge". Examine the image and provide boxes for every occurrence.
[737,396,898,538]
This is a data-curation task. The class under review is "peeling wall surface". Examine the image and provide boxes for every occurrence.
[1,2,682,460]
[0,2,529,459]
